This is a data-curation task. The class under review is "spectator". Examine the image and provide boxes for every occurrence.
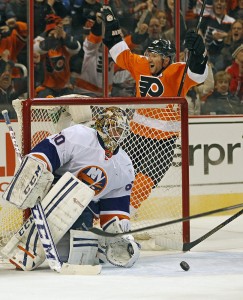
[226,44,243,102]
[228,0,243,20]
[140,16,163,52]
[0,58,27,119]
[186,63,214,115]
[8,0,27,23]
[33,0,69,37]
[186,0,213,28]
[66,0,102,73]
[163,0,187,46]
[193,0,213,17]
[227,0,238,12]
[33,51,45,89]
[71,16,113,97]
[0,0,16,26]
[34,14,81,97]
[134,0,156,33]
[9,0,69,36]
[201,70,243,115]
[214,19,243,72]
[154,9,169,34]
[67,0,102,41]
[199,0,235,68]
[110,0,148,34]
[0,17,27,77]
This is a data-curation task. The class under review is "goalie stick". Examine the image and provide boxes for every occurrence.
[89,202,243,237]
[177,0,206,96]
[183,208,243,252]
[1,110,101,275]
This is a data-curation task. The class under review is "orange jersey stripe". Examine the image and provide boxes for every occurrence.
[100,214,130,227]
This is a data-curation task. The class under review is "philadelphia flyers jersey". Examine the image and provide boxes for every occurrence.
[110,41,208,98]
[30,125,134,225]
[109,41,208,140]
[34,36,81,89]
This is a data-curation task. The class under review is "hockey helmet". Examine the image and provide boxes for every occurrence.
[94,107,129,153]
[145,39,176,62]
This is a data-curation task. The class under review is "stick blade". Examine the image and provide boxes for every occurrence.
[182,242,193,252]
[89,227,119,237]
[60,263,102,275]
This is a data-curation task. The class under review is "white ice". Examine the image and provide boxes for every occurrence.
[1,215,243,300]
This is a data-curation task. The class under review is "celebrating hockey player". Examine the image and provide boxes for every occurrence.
[100,6,208,213]
[2,107,140,270]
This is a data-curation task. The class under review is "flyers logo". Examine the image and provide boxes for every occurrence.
[77,166,107,196]
[139,75,164,97]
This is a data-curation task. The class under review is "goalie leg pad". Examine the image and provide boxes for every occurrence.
[67,230,99,265]
[2,156,54,209]
[103,217,140,268]
[1,172,95,270]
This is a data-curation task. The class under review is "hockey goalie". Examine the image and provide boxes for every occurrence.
[1,107,140,271]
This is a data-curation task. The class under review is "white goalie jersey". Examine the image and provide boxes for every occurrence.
[30,124,135,226]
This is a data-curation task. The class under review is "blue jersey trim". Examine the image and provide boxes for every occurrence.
[31,139,61,172]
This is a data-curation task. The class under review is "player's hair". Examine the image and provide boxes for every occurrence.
[214,71,232,84]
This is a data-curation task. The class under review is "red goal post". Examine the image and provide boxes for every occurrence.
[2,96,190,252]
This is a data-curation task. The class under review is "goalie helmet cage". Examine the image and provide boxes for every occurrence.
[1,96,190,254]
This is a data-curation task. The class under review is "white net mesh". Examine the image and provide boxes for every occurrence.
[0,96,189,255]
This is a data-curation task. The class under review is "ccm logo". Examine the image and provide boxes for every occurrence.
[24,165,42,195]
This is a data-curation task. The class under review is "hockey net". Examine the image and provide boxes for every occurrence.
[0,96,189,258]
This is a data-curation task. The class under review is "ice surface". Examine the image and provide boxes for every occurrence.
[1,216,243,300]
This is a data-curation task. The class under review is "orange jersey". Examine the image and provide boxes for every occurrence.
[0,22,27,62]
[41,47,73,89]
[0,22,27,77]
[110,41,208,139]
[34,34,81,90]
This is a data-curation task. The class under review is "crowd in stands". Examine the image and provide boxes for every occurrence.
[0,0,242,118]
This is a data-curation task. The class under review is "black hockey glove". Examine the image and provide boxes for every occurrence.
[184,29,208,74]
[184,29,205,56]
[101,5,122,49]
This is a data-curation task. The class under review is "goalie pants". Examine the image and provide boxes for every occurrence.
[122,132,177,187]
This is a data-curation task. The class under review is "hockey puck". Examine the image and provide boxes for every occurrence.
[180,261,190,271]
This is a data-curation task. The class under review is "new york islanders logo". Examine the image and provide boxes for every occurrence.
[77,166,108,196]
[139,75,164,97]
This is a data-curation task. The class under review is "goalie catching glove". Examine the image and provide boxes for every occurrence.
[103,216,140,268]
[2,156,54,209]
[100,5,122,49]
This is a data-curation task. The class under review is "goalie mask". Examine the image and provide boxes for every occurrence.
[94,107,129,154]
